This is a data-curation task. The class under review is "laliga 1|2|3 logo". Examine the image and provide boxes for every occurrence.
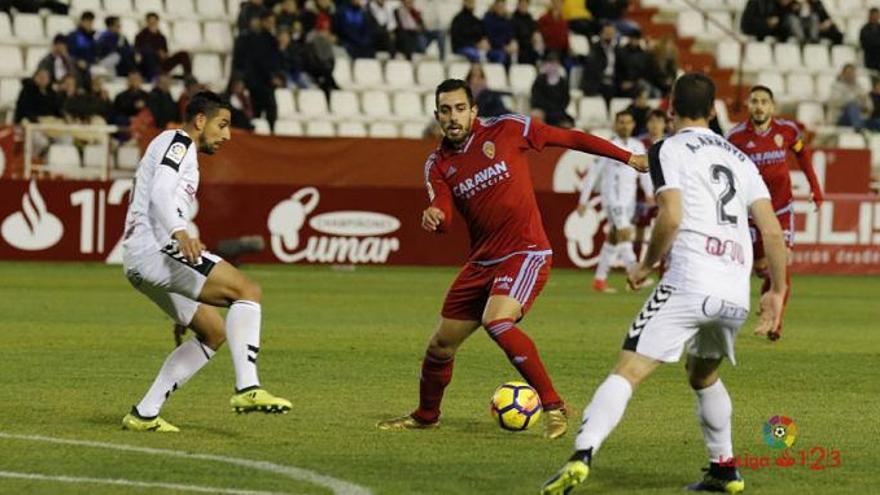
[718,416,843,472]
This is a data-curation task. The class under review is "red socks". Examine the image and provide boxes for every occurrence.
[413,352,454,424]
[485,318,563,410]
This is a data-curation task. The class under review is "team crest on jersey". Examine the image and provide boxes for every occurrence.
[774,134,784,148]
[166,142,187,164]
[482,141,496,159]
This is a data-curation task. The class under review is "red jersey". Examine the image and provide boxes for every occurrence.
[424,114,632,263]
[726,118,823,213]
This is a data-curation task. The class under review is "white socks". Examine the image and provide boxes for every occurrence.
[226,300,262,391]
[575,374,633,452]
[136,338,215,418]
[595,242,616,281]
[695,379,734,463]
[617,241,637,271]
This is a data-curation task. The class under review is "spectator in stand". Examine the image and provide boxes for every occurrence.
[418,0,447,60]
[336,0,378,59]
[39,34,79,86]
[616,31,652,97]
[860,8,880,72]
[395,0,427,60]
[563,0,597,37]
[276,0,315,32]
[466,64,510,117]
[581,23,621,101]
[135,13,193,82]
[782,0,842,45]
[513,0,541,65]
[66,11,97,85]
[588,0,638,36]
[866,77,880,131]
[63,75,111,124]
[176,76,205,123]
[14,69,61,124]
[225,74,255,130]
[56,73,78,112]
[84,76,113,122]
[741,0,786,41]
[829,64,872,130]
[147,74,179,128]
[236,11,283,132]
[305,13,340,96]
[538,0,569,58]
[313,0,336,34]
[648,34,677,95]
[369,0,397,56]
[112,70,149,123]
[625,86,651,136]
[238,0,268,33]
[530,52,574,128]
[483,0,518,65]
[278,27,309,87]
[96,16,138,77]
[451,0,489,62]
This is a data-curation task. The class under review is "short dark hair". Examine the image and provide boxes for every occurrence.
[749,85,774,100]
[672,73,715,120]
[146,12,159,20]
[615,109,634,120]
[648,109,667,121]
[105,16,120,28]
[185,91,232,121]
[435,79,474,109]
[81,11,95,21]
[52,33,66,44]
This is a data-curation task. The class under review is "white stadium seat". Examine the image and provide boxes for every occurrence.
[773,43,802,72]
[815,73,835,100]
[203,21,233,52]
[743,42,773,72]
[25,47,48,75]
[353,58,383,88]
[297,88,328,116]
[330,90,360,119]
[837,132,865,149]
[796,101,825,128]
[46,144,81,176]
[120,18,140,42]
[676,10,705,38]
[172,20,203,51]
[361,90,392,118]
[134,0,165,14]
[803,44,831,74]
[337,121,368,138]
[274,88,296,119]
[167,0,196,18]
[423,93,436,116]
[332,57,353,89]
[483,63,508,90]
[715,41,740,69]
[251,118,271,135]
[46,16,75,39]
[569,34,589,56]
[369,122,399,138]
[274,120,303,137]
[192,53,222,85]
[509,64,537,94]
[786,73,814,100]
[0,78,22,107]
[104,0,133,16]
[71,0,102,14]
[13,14,44,44]
[0,46,24,76]
[83,144,109,169]
[416,60,445,89]
[756,72,785,98]
[227,0,242,19]
[117,145,141,170]
[197,0,227,18]
[705,11,733,38]
[305,121,336,137]
[869,134,880,168]
[845,17,861,45]
[384,59,414,89]
[400,122,426,139]
[447,61,471,80]
[0,13,12,44]
[393,91,423,119]
[578,96,608,127]
[831,45,856,69]
[609,97,630,118]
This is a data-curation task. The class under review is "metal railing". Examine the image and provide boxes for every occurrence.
[23,122,119,181]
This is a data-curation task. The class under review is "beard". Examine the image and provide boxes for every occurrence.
[750,113,769,126]
[443,122,470,145]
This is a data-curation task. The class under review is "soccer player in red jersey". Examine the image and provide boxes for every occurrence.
[377,79,647,439]
[726,85,824,340]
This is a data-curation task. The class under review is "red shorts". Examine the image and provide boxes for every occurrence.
[441,251,552,321]
[750,210,794,260]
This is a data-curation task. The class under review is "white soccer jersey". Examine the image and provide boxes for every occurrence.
[649,127,770,307]
[122,129,199,254]
[579,135,649,208]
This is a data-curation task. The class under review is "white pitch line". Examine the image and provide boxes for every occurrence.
[0,432,372,495]
[0,470,289,495]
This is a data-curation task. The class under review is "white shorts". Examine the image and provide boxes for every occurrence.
[123,244,223,326]
[606,203,635,230]
[622,285,748,365]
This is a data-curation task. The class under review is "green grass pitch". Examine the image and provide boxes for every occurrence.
[0,262,876,494]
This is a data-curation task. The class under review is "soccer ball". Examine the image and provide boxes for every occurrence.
[490,381,542,431]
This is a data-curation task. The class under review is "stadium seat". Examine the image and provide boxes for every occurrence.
[13,14,44,44]
[25,47,47,75]
[0,13,12,44]
[385,59,415,89]
[400,121,426,139]
[333,57,353,89]
[447,61,471,80]
[416,60,445,89]
[743,42,773,72]
[830,45,856,69]
[837,131,865,149]
[836,0,863,15]
[869,134,880,167]
[773,43,802,72]
[755,72,785,98]
[298,88,328,117]
[815,73,835,100]
[172,20,202,51]
[46,16,76,40]
[423,93,436,117]
[369,122,399,138]
[362,90,392,118]
[727,0,746,9]
[353,58,383,88]
[715,41,740,69]
[509,64,537,94]
[569,34,589,56]
[46,144,81,176]
[103,79,127,100]
[192,53,222,85]
[227,0,242,19]
[274,120,303,137]
[119,17,139,42]
[786,73,814,100]
[104,0,133,15]
[134,0,165,14]
[802,44,831,74]
[197,0,227,18]
[70,0,102,14]
[329,90,360,119]
[845,17,861,45]
[337,121,368,138]
[609,97,630,118]
[699,0,728,9]
[578,96,609,127]
[676,10,705,38]
[83,144,109,169]
[305,121,336,137]
[203,21,233,52]
[705,11,733,38]
[0,46,24,77]
[252,117,271,135]
[117,144,141,170]
[0,78,21,107]
[393,91,423,120]
[796,101,825,128]
[274,88,297,119]
[483,63,508,90]
[167,0,196,18]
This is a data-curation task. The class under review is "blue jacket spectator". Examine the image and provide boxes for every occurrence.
[67,12,98,70]
[97,16,138,77]
[336,0,377,59]
[483,0,517,65]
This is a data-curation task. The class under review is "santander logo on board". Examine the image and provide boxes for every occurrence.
[1,180,63,251]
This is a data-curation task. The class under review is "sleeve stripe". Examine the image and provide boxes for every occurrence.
[648,139,666,193]
[423,152,438,184]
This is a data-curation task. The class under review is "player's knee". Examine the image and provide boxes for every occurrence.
[235,278,262,303]
[427,335,458,359]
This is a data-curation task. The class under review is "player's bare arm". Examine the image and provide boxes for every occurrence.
[749,198,788,336]
[627,189,682,290]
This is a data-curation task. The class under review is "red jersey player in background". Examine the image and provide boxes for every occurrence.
[377,79,647,439]
[726,85,824,340]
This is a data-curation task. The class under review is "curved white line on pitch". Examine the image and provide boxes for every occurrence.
[0,470,289,495]
[0,433,371,495]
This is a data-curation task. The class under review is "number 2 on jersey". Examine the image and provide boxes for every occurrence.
[710,164,737,225]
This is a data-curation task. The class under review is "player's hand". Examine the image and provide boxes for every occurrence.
[173,324,187,347]
[421,207,445,232]
[172,230,205,265]
[576,204,588,216]
[753,291,784,337]
[626,263,652,291]
[628,154,648,173]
